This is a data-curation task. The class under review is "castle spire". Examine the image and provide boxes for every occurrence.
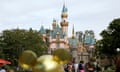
[72,24,75,39]
[60,1,69,37]
[61,0,68,18]
[62,1,67,13]
[52,18,56,29]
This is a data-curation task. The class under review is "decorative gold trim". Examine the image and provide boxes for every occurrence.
[61,13,68,18]
[50,40,66,44]
[60,22,68,26]
[52,23,56,26]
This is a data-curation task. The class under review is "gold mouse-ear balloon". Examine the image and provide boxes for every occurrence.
[53,48,72,64]
[32,55,64,72]
[19,50,37,69]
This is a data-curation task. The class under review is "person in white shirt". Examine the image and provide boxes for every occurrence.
[0,67,6,72]
[0,69,6,72]
[74,63,78,72]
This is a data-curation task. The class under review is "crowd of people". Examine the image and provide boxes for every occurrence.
[63,61,101,72]
[0,66,14,72]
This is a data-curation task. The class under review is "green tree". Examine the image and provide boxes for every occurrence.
[96,18,120,58]
[0,28,47,65]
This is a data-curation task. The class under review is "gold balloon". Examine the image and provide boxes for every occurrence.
[19,50,37,69]
[53,48,72,64]
[32,55,64,72]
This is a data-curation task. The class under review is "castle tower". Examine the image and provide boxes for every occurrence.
[60,3,69,37]
[52,19,57,29]
[39,25,46,42]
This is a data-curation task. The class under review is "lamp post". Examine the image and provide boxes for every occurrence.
[116,48,120,56]
[116,48,120,52]
[115,48,120,72]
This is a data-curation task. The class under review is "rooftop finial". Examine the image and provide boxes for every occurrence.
[41,20,44,26]
[62,0,67,13]
[72,24,75,39]
[63,0,65,5]
[61,0,68,18]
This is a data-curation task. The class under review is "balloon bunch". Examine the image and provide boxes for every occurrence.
[19,48,72,72]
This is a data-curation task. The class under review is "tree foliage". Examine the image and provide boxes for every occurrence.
[0,29,47,63]
[96,18,120,57]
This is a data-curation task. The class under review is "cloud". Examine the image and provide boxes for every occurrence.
[0,0,120,39]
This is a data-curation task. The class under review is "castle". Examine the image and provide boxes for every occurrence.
[40,3,69,50]
[39,3,96,63]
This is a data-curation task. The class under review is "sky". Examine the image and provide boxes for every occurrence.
[0,0,120,40]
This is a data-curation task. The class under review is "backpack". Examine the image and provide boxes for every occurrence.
[78,63,83,70]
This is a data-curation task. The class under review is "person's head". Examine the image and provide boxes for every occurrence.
[0,66,6,70]
[80,60,84,64]
[1,66,5,69]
